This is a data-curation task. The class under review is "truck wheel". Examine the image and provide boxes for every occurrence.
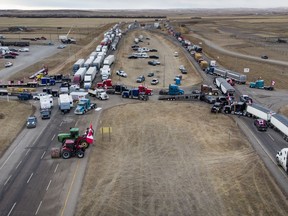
[80,141,89,149]
[77,150,85,158]
[62,150,71,159]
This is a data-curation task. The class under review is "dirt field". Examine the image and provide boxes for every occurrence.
[112,29,201,88]
[76,102,288,215]
[0,100,33,157]
[175,16,288,89]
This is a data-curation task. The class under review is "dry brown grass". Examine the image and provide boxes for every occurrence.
[76,102,288,216]
[0,100,34,156]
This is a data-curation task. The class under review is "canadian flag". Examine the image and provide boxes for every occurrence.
[86,124,94,144]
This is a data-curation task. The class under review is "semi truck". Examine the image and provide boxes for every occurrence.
[88,88,109,100]
[214,77,226,88]
[245,103,275,121]
[121,88,149,101]
[159,84,184,95]
[213,68,227,77]
[83,66,97,89]
[103,55,115,66]
[276,148,288,173]
[73,67,87,86]
[74,98,96,115]
[226,70,246,84]
[40,95,53,110]
[270,114,288,141]
[249,79,274,90]
[220,81,235,96]
[72,59,85,74]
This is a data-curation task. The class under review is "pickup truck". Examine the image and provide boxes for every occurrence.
[18,93,33,100]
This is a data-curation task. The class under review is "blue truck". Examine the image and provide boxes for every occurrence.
[74,98,96,115]
[40,77,56,86]
[159,84,184,95]
[18,92,33,100]
[121,88,149,101]
[249,79,274,90]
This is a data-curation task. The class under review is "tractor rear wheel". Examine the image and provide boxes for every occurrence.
[77,150,85,158]
[62,150,71,159]
[80,140,89,149]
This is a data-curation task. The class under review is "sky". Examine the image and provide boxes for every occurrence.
[2,0,288,10]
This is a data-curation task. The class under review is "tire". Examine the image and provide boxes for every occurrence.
[80,140,89,149]
[77,150,85,158]
[62,150,71,159]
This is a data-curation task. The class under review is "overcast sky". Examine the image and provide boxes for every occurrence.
[2,0,288,10]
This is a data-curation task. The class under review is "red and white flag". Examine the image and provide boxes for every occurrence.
[271,80,276,86]
[86,124,94,144]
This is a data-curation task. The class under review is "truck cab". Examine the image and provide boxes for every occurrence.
[254,119,268,131]
[276,148,288,173]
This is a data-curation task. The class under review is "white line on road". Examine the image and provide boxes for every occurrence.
[35,200,42,215]
[7,202,16,216]
[0,146,18,170]
[54,163,59,173]
[60,121,64,126]
[51,134,56,141]
[15,160,22,170]
[268,133,275,141]
[41,151,46,159]
[27,173,34,184]
[4,175,12,186]
[46,179,52,191]
[25,149,30,156]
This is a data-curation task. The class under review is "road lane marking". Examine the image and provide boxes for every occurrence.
[15,160,22,170]
[4,175,12,186]
[54,163,59,173]
[60,161,80,216]
[51,134,55,141]
[7,202,16,216]
[27,173,34,184]
[35,200,42,215]
[46,179,52,191]
[60,121,64,126]
[41,151,46,159]
[0,146,18,170]
[268,133,274,141]
[25,149,30,156]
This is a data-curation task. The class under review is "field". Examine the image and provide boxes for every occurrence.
[76,102,288,215]
[176,16,288,89]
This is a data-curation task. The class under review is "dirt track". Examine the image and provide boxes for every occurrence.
[76,102,288,215]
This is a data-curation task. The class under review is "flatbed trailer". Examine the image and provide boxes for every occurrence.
[158,93,200,101]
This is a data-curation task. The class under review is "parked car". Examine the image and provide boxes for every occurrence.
[151,78,159,85]
[174,52,179,57]
[4,62,13,68]
[203,95,216,104]
[179,65,187,74]
[128,55,138,59]
[57,44,66,49]
[18,47,29,52]
[4,54,16,59]
[116,70,127,77]
[26,116,37,128]
[9,48,18,52]
[148,72,154,77]
[254,119,268,131]
[149,55,159,59]
[136,75,145,83]
[149,49,157,52]
[8,51,19,56]
[261,55,268,59]
[239,95,253,104]
[148,60,160,66]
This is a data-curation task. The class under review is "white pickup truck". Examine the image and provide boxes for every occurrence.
[88,88,109,100]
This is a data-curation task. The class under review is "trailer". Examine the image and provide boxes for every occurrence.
[226,70,247,84]
[213,67,227,77]
[72,59,85,74]
[83,66,97,89]
[246,103,275,121]
[92,57,103,70]
[220,81,235,95]
[276,148,288,172]
[103,55,115,66]
[73,67,87,86]
[70,91,88,101]
[270,114,288,141]
[214,77,226,88]
[84,58,94,68]
[58,94,72,114]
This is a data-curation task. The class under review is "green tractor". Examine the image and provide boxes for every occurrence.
[57,128,89,149]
